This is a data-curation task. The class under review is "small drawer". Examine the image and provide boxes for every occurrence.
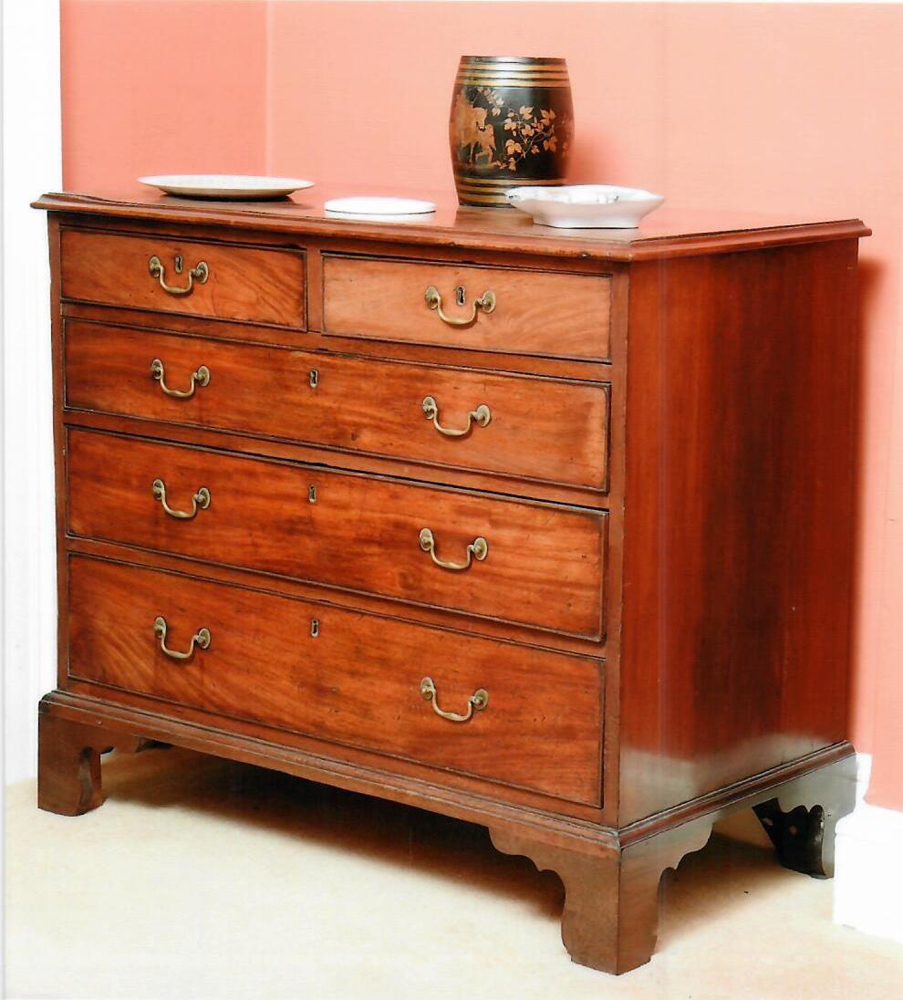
[60,229,306,328]
[67,556,604,804]
[64,320,611,491]
[322,254,611,360]
[66,429,607,638]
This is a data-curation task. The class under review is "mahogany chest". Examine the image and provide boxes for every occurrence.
[33,189,868,973]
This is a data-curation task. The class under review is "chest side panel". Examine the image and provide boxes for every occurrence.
[619,240,859,824]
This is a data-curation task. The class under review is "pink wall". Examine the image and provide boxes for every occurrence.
[61,1,903,808]
[61,1,268,186]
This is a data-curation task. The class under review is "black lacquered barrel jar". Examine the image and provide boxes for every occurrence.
[449,55,574,207]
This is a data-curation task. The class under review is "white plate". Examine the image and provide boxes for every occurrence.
[324,196,436,216]
[139,174,315,200]
[506,185,664,229]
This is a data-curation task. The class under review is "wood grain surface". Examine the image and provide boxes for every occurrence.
[619,239,861,824]
[35,188,870,263]
[64,319,611,490]
[60,228,306,327]
[67,556,605,804]
[66,428,607,637]
[323,253,611,358]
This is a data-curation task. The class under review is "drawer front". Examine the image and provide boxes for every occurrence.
[322,255,611,360]
[67,557,603,804]
[60,229,306,327]
[67,430,606,638]
[65,320,610,491]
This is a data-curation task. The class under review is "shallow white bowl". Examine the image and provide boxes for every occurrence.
[139,175,315,200]
[506,185,664,229]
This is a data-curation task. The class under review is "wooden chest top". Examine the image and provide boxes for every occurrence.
[34,186,869,261]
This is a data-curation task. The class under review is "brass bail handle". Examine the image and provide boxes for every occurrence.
[422,396,491,438]
[152,479,211,520]
[153,616,211,661]
[148,255,209,296]
[420,676,488,723]
[150,358,210,399]
[424,285,496,326]
[419,527,488,571]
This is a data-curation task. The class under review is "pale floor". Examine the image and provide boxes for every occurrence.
[5,747,903,1000]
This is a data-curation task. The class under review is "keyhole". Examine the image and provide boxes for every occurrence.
[308,485,317,503]
[456,286,466,307]
[174,255,183,274]
[310,619,319,638]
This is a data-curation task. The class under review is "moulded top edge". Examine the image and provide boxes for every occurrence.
[32,189,870,263]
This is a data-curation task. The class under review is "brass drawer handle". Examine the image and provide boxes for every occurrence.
[420,676,488,723]
[422,396,491,437]
[150,358,210,398]
[424,285,495,326]
[148,255,209,296]
[419,527,487,571]
[153,615,211,660]
[152,478,211,519]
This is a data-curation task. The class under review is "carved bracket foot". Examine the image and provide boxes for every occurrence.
[753,754,856,879]
[754,801,828,876]
[488,817,715,975]
[37,708,153,816]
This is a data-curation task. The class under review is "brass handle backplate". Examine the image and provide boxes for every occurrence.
[424,285,495,326]
[148,255,209,296]
[152,478,211,520]
[150,358,210,398]
[153,615,211,660]
[422,396,491,437]
[419,527,487,571]
[420,676,488,723]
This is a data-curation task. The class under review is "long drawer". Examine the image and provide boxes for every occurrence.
[64,319,611,491]
[67,429,607,638]
[322,254,612,360]
[60,229,306,328]
[67,556,604,805]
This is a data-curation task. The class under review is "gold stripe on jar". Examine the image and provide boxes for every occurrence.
[452,175,566,187]
[456,73,571,86]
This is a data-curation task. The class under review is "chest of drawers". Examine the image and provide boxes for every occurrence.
[33,190,868,974]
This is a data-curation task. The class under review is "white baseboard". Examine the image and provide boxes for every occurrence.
[833,753,903,944]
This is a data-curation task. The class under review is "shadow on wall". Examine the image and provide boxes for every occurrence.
[849,255,882,757]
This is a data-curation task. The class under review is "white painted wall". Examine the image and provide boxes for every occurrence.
[1,0,62,784]
[834,755,903,943]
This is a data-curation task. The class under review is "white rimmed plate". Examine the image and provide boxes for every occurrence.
[506,185,664,229]
[324,196,436,217]
[139,175,315,200]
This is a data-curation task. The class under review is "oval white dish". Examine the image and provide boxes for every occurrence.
[506,185,664,229]
[138,175,315,200]
[324,196,436,216]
